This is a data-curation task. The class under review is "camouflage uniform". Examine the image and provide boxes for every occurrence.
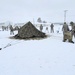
[62,22,74,43]
[71,24,75,38]
[9,25,14,35]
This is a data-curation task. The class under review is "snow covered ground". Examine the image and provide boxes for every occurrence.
[0,25,75,75]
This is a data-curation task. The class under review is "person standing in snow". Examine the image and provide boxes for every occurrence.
[9,25,14,35]
[70,22,75,38]
[40,24,43,32]
[45,27,49,33]
[50,23,54,33]
[62,22,74,43]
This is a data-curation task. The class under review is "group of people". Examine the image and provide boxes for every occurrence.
[39,22,75,44]
[1,22,75,44]
[40,23,54,33]
[9,23,75,44]
[62,22,75,44]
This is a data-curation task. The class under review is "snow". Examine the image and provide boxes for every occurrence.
[0,25,75,75]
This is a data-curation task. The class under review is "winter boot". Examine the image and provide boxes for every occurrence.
[69,40,74,44]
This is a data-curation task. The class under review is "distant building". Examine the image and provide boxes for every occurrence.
[35,22,51,27]
[0,23,5,26]
[0,23,5,28]
[14,23,25,27]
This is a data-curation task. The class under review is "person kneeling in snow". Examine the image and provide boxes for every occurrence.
[62,22,74,43]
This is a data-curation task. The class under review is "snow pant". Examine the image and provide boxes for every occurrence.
[63,31,73,42]
[51,28,54,33]
[71,30,75,38]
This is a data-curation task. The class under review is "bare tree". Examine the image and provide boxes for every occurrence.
[37,17,42,23]
[43,21,47,23]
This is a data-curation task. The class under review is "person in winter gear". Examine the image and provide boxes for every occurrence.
[9,25,14,35]
[62,22,74,43]
[40,24,43,32]
[70,22,75,38]
[45,27,49,33]
[50,23,54,33]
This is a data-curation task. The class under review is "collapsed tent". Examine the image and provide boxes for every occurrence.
[15,21,47,39]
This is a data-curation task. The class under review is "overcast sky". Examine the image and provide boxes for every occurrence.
[0,0,75,23]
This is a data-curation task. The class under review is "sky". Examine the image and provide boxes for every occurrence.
[0,0,75,23]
